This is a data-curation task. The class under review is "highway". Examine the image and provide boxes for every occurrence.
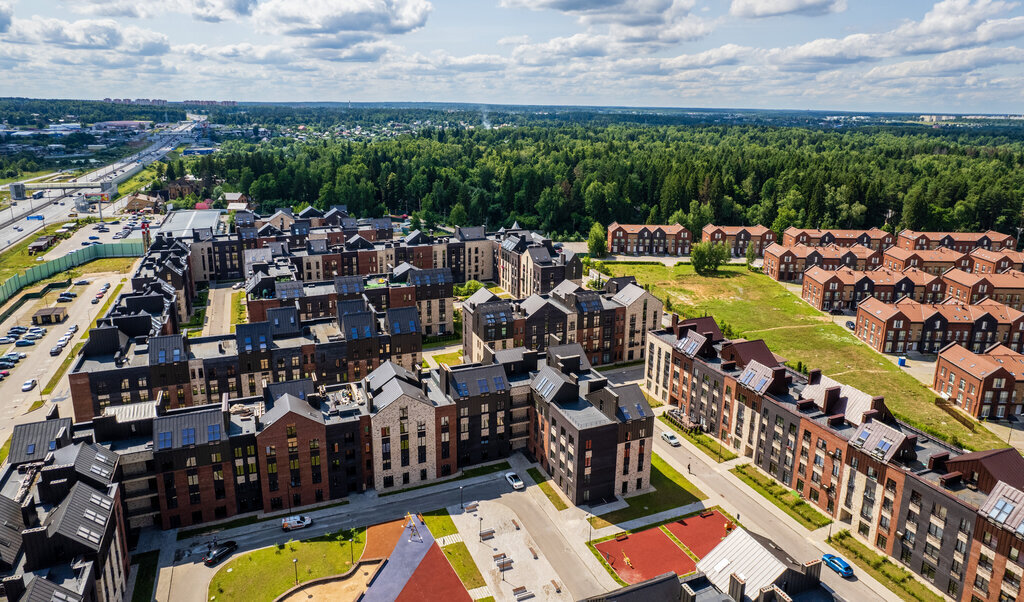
[0,121,198,250]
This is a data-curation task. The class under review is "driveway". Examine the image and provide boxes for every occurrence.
[203,283,236,337]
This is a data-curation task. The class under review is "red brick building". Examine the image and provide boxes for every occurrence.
[969,248,1024,275]
[782,227,894,250]
[943,269,1024,310]
[855,297,1024,354]
[896,229,1017,253]
[882,246,971,275]
[701,224,775,257]
[765,244,882,282]
[934,343,1024,419]
[606,223,692,256]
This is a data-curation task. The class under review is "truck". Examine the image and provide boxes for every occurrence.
[26,215,44,221]
[31,191,44,200]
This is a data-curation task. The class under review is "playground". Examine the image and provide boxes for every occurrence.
[663,509,734,558]
[593,509,735,585]
[594,528,696,584]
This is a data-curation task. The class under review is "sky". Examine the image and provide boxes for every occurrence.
[1,0,1023,113]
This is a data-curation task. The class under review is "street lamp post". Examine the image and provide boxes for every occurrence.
[586,513,592,543]
[292,558,298,584]
[479,517,483,540]
[460,485,464,509]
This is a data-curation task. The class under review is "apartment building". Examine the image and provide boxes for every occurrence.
[897,229,1017,253]
[782,227,894,250]
[496,224,582,298]
[855,297,1024,355]
[644,313,1024,602]
[606,223,692,256]
[883,247,972,275]
[764,243,882,282]
[461,279,662,367]
[968,248,1024,275]
[801,266,944,312]
[934,343,1024,419]
[943,269,1024,310]
[701,224,775,257]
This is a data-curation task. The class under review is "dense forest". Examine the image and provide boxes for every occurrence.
[184,124,1024,240]
[0,98,187,127]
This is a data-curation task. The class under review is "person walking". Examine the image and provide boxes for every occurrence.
[687,463,691,474]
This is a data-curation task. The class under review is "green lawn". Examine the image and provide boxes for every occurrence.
[130,551,160,602]
[422,508,458,538]
[208,528,365,602]
[607,262,1005,451]
[441,541,486,590]
[527,467,569,511]
[230,291,247,333]
[432,350,464,366]
[0,436,10,465]
[0,224,71,282]
[114,165,158,200]
[659,416,737,462]
[828,530,945,602]
[730,464,832,529]
[0,170,53,187]
[589,454,706,529]
[42,341,84,395]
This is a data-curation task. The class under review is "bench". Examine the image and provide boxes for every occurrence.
[551,580,561,593]
[700,510,714,518]
[528,546,538,560]
[615,533,629,542]
[465,502,479,512]
[497,558,513,570]
[512,586,527,595]
[493,553,506,563]
[515,590,535,600]
[480,528,495,540]
[511,519,520,530]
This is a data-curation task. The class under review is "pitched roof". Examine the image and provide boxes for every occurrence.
[9,419,72,466]
[50,442,118,486]
[46,482,114,552]
[152,409,224,450]
[951,449,1024,490]
[697,528,788,596]
[262,393,324,427]
[802,373,876,426]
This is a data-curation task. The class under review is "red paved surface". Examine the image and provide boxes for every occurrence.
[396,543,471,602]
[362,519,407,560]
[664,510,734,558]
[595,528,696,584]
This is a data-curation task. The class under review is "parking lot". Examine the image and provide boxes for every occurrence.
[38,214,154,262]
[0,273,124,445]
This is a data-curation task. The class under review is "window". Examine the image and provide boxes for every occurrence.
[207,424,221,442]
[157,432,173,450]
[181,428,196,446]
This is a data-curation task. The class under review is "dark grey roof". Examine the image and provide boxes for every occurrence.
[276,281,304,300]
[334,275,365,296]
[337,299,368,316]
[579,572,683,602]
[264,379,316,404]
[307,238,328,253]
[345,234,373,250]
[464,287,499,308]
[298,206,323,218]
[373,377,429,410]
[236,322,273,352]
[404,230,428,245]
[455,226,485,241]
[50,442,118,486]
[266,306,301,337]
[386,306,420,335]
[449,364,509,398]
[340,217,358,229]
[366,361,419,394]
[527,246,552,265]
[406,267,452,286]
[0,491,25,568]
[369,218,392,229]
[736,360,776,395]
[46,482,114,552]
[9,419,72,466]
[608,384,652,423]
[152,409,225,450]
[148,334,187,365]
[532,365,572,403]
[262,393,324,427]
[340,309,376,341]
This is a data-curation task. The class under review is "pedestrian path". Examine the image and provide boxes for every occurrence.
[466,585,493,599]
[437,533,463,546]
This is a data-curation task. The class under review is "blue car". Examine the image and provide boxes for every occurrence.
[14,340,35,347]
[822,554,853,578]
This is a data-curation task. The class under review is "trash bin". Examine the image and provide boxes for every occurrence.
[898,356,907,367]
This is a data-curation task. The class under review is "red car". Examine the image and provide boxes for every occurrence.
[0,371,9,378]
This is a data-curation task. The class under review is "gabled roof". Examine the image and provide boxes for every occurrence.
[449,364,509,398]
[297,206,323,218]
[263,393,324,427]
[345,234,374,250]
[0,491,25,568]
[978,481,1024,534]
[9,418,72,466]
[386,306,420,336]
[366,361,419,393]
[950,449,1024,490]
[849,420,906,463]
[802,373,876,426]
[148,334,187,365]
[50,442,118,486]
[697,528,788,596]
[46,482,114,552]
[464,287,499,308]
[454,226,486,241]
[610,283,649,307]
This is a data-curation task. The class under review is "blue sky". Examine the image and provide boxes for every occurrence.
[1,0,1023,113]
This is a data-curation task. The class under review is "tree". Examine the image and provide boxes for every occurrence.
[164,161,177,181]
[448,202,469,228]
[409,213,422,232]
[691,241,729,275]
[745,242,757,266]
[588,222,607,257]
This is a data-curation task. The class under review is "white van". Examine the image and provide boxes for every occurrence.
[281,515,313,531]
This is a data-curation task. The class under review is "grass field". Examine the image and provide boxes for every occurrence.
[42,342,85,395]
[130,551,160,602]
[114,165,158,200]
[607,262,1005,451]
[441,541,486,590]
[589,454,706,529]
[422,509,458,538]
[0,436,10,465]
[208,528,365,602]
[0,170,52,187]
[230,291,247,333]
[0,224,70,282]
[730,464,831,529]
[527,467,569,511]
[432,350,463,366]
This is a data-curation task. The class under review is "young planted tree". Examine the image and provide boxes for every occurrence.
[691,241,730,275]
[587,222,607,257]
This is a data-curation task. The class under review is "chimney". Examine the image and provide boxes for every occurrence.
[728,573,746,602]
[439,363,451,395]
[804,558,822,582]
[808,369,822,385]
[671,313,679,330]
[823,386,841,415]
[871,396,886,413]
[862,409,880,424]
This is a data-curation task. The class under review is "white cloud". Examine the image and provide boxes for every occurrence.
[62,0,255,21]
[6,17,169,55]
[864,46,1024,80]
[254,0,431,37]
[730,0,846,18]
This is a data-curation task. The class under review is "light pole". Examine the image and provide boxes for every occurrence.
[478,517,483,540]
[292,558,298,584]
[586,513,592,543]
[460,486,464,509]
[349,533,354,566]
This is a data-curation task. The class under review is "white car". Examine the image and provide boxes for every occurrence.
[505,472,525,490]
[661,432,682,447]
[281,515,313,531]
[21,379,37,392]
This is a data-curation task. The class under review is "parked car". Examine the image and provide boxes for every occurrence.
[22,333,42,341]
[88,236,100,241]
[81,241,92,246]
[828,308,844,315]
[661,432,682,447]
[8,327,27,333]
[91,298,100,304]
[15,340,35,347]
[845,321,855,330]
[232,282,244,290]
[202,541,238,566]
[0,362,15,370]
[67,324,79,333]
[50,347,63,356]
[74,280,90,285]
[281,516,313,531]
[822,554,853,578]
[63,291,77,298]
[56,296,72,303]
[2,354,21,362]
[21,379,37,392]
[0,370,9,377]
[0,337,15,344]
[504,472,525,490]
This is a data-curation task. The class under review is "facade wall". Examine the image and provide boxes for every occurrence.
[370,397,439,492]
